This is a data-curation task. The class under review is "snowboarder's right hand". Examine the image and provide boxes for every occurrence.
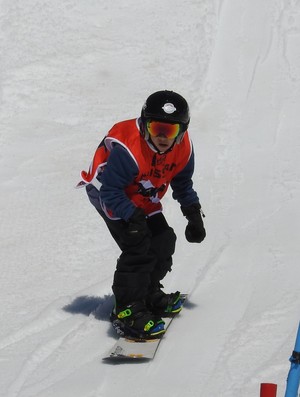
[123,207,150,245]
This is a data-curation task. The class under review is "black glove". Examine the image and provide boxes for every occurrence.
[123,207,150,245]
[181,203,206,243]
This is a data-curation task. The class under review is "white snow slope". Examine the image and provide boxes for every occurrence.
[1,1,300,396]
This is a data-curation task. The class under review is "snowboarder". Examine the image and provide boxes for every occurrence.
[81,90,206,339]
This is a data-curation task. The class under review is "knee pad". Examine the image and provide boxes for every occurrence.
[150,227,176,259]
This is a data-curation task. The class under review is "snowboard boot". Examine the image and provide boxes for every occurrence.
[110,301,165,339]
[146,288,183,316]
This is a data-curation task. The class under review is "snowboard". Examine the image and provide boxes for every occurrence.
[103,294,187,362]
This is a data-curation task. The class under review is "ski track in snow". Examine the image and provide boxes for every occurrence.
[1,1,300,396]
[6,319,103,397]
[1,290,114,397]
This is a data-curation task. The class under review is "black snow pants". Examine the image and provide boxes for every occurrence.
[100,211,177,306]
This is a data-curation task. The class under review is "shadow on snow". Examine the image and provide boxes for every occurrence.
[63,294,114,322]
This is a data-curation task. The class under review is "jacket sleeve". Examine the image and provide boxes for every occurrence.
[99,144,139,221]
[170,147,200,207]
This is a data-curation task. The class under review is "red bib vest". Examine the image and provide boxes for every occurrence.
[80,118,192,216]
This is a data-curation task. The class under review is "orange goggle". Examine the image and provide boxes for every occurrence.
[146,120,181,139]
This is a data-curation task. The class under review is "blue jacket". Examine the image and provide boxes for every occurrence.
[85,119,199,221]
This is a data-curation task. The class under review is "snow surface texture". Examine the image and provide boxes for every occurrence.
[1,1,300,396]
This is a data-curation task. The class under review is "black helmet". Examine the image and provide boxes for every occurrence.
[141,90,190,143]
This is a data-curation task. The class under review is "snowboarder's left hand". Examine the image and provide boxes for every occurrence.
[181,203,206,243]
